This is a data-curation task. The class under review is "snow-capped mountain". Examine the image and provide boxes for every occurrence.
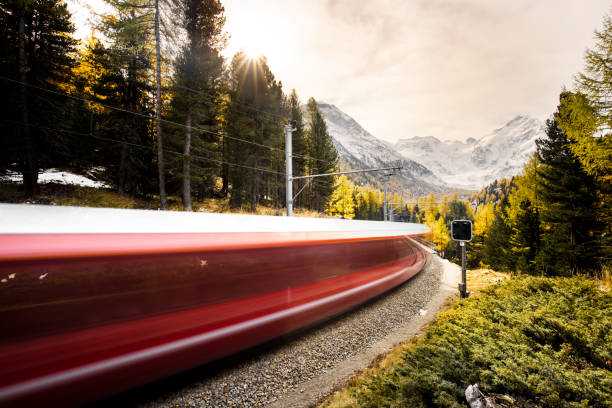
[314,101,544,193]
[316,102,445,195]
[395,116,546,189]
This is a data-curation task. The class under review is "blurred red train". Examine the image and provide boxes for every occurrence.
[0,204,430,407]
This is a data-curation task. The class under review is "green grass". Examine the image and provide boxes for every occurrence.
[324,277,612,408]
[0,182,332,217]
[0,182,156,208]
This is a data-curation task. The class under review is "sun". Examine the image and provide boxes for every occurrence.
[223,11,284,65]
[241,39,266,60]
[233,28,270,61]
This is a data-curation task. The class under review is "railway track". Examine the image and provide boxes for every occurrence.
[0,204,430,407]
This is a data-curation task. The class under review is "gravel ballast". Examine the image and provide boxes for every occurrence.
[129,253,459,408]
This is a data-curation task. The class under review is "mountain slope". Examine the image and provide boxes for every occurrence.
[316,102,445,195]
[395,116,545,189]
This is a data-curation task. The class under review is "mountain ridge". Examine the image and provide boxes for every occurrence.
[315,102,546,193]
[316,102,446,195]
[395,115,545,189]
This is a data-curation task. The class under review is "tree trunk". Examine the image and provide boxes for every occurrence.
[18,9,37,198]
[182,106,192,211]
[221,137,228,196]
[250,153,258,212]
[155,0,168,209]
[118,140,128,193]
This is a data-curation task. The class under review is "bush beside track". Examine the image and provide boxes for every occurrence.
[322,277,612,408]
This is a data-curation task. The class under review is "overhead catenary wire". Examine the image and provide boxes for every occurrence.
[168,85,336,165]
[0,76,335,165]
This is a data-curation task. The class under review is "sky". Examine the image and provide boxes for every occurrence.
[69,0,611,143]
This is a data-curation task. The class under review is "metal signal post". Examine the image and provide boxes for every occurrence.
[451,219,472,299]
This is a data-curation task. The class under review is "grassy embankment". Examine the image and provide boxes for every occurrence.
[0,182,326,217]
[321,272,612,408]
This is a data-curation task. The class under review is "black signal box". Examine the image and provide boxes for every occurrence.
[451,220,472,242]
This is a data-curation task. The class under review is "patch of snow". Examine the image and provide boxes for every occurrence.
[1,168,110,188]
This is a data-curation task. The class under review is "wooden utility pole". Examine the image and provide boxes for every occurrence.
[18,8,37,198]
[183,106,193,211]
[154,0,168,209]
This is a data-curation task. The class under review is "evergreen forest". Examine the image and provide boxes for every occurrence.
[0,0,342,213]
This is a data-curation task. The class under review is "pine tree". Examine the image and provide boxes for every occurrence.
[167,0,225,210]
[483,198,513,271]
[443,200,472,261]
[101,0,181,207]
[558,13,612,181]
[424,209,450,255]
[224,52,284,210]
[0,0,77,198]
[502,157,541,274]
[354,188,369,220]
[469,202,495,267]
[286,89,308,208]
[509,199,540,274]
[70,35,109,172]
[95,4,156,196]
[536,119,602,275]
[411,204,420,223]
[305,97,337,212]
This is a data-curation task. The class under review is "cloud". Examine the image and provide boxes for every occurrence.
[77,0,609,143]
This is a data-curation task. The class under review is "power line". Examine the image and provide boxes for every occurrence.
[173,83,287,120]
[0,77,266,155]
[1,76,335,165]
[4,119,350,212]
[169,84,335,164]
[0,76,274,151]
[99,47,292,121]
[1,119,284,176]
[170,83,335,165]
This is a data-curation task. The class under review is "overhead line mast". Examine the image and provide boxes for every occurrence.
[284,125,402,217]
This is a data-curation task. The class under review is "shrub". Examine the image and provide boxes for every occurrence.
[354,277,612,407]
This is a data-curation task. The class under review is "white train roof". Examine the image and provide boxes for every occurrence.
[0,204,429,236]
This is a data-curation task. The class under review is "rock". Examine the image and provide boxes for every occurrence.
[465,384,485,408]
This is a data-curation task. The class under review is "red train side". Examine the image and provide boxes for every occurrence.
[0,206,430,407]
